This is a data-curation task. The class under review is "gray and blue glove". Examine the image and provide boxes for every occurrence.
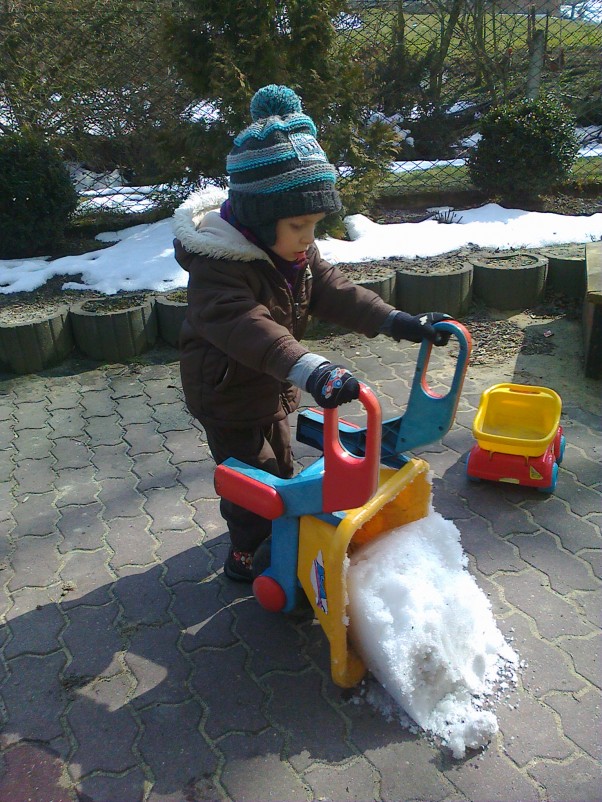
[306,362,360,409]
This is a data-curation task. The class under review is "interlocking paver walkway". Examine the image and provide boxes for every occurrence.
[0,327,600,802]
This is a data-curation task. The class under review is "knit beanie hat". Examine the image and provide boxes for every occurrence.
[227,84,342,246]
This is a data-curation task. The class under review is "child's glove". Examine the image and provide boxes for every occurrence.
[306,362,360,409]
[390,311,452,346]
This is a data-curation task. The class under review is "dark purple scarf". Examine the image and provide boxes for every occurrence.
[220,200,305,291]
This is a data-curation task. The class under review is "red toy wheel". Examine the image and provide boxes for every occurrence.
[253,575,287,612]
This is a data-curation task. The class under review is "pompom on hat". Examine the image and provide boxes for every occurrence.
[227,84,342,245]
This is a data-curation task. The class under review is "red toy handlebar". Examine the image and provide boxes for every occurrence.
[322,383,382,513]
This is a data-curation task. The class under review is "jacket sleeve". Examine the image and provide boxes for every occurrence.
[307,245,395,336]
[183,253,309,381]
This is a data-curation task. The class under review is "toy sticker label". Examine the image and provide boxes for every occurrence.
[310,550,328,614]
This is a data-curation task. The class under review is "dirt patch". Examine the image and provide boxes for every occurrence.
[336,261,397,282]
[79,293,151,313]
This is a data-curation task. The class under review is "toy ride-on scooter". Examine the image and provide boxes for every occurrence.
[214,321,472,687]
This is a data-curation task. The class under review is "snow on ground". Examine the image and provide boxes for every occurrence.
[347,507,519,759]
[1,185,601,295]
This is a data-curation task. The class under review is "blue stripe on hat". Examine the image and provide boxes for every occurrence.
[229,165,338,194]
[226,143,297,174]
[233,113,317,146]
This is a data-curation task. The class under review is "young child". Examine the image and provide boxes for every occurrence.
[173,84,450,582]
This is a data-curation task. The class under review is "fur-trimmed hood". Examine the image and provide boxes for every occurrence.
[172,189,272,264]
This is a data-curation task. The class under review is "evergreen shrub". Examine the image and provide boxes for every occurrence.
[467,96,579,201]
[0,133,78,258]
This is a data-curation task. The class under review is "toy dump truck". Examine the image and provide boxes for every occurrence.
[466,383,564,493]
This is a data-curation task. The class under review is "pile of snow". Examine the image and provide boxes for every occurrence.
[347,508,518,758]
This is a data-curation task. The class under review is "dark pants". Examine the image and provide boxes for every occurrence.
[202,418,294,552]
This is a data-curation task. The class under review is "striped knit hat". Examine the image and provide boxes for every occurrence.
[227,85,342,245]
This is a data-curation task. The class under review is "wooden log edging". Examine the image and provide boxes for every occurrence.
[583,241,602,380]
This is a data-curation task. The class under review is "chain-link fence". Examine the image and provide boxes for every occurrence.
[1,0,600,215]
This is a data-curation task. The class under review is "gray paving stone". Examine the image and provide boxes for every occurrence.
[354,732,456,802]
[191,498,225,542]
[123,421,165,456]
[12,456,55,496]
[521,496,602,553]
[163,429,211,465]
[136,701,218,798]
[264,670,353,770]
[152,404,194,434]
[79,388,116,418]
[573,587,602,630]
[115,394,154,425]
[442,738,541,802]
[219,730,305,802]
[67,674,139,778]
[498,571,594,638]
[142,382,183,410]
[171,581,238,651]
[143,485,194,532]
[563,444,602,487]
[11,490,59,537]
[98,476,145,520]
[157,537,209,585]
[546,688,602,761]
[57,501,107,554]
[46,386,81,411]
[553,470,602,516]
[527,755,602,802]
[61,600,122,680]
[4,587,65,657]
[108,375,146,399]
[8,533,62,590]
[51,438,91,470]
[76,769,147,802]
[190,643,269,737]
[12,428,54,460]
[47,408,87,440]
[303,758,379,802]
[501,614,586,697]
[12,401,48,431]
[85,413,123,446]
[59,549,115,607]
[510,532,599,594]
[55,466,99,508]
[176,460,217,504]
[91,443,133,479]
[133,451,178,491]
[125,622,191,708]
[561,632,601,689]
[459,517,527,575]
[497,692,574,766]
[234,601,311,676]
[105,515,156,570]
[112,565,171,626]
[1,652,67,744]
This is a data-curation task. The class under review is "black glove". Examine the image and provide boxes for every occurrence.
[390,311,452,346]
[306,362,360,409]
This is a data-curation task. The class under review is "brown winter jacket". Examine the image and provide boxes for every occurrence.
[172,191,395,428]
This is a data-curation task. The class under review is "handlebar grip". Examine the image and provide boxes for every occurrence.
[322,383,382,513]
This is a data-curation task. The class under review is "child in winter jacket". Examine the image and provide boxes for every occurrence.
[172,84,450,582]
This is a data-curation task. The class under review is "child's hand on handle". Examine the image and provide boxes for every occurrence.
[306,362,360,409]
[390,311,452,346]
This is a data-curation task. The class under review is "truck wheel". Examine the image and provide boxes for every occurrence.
[538,462,558,494]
